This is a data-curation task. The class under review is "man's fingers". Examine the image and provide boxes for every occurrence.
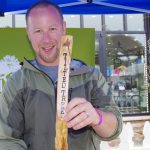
[65,97,86,113]
[73,117,92,130]
[64,97,98,130]
[64,102,87,121]
[67,111,88,128]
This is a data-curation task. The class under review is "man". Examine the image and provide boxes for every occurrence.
[0,1,122,150]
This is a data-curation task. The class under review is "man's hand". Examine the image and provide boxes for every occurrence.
[64,98,99,130]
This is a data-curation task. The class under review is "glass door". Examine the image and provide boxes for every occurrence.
[106,34,148,114]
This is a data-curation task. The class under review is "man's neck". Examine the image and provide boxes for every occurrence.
[36,59,58,67]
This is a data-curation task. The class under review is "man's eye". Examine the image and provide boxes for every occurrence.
[35,30,41,33]
[50,28,57,32]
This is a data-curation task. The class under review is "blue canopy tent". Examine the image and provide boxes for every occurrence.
[1,0,150,15]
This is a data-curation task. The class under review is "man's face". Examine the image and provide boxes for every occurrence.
[27,6,66,66]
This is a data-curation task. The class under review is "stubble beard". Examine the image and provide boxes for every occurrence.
[38,48,59,64]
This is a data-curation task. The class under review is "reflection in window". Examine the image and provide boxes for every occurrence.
[0,15,12,27]
[63,15,80,28]
[83,15,101,31]
[127,14,144,31]
[15,15,26,27]
[105,15,123,31]
[129,34,146,46]
[106,34,148,114]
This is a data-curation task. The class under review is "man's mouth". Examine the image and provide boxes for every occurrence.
[42,45,55,53]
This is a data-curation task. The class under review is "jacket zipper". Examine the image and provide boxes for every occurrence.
[24,59,57,99]
[54,81,57,112]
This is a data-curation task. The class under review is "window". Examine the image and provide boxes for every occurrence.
[105,15,123,31]
[15,15,26,27]
[83,15,101,31]
[63,15,80,28]
[127,14,144,31]
[0,15,12,27]
[106,34,148,114]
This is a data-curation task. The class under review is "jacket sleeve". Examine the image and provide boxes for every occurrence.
[0,75,27,150]
[91,67,123,141]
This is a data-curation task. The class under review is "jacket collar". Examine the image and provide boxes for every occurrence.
[22,58,91,76]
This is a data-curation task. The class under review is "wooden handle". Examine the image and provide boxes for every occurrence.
[55,35,73,150]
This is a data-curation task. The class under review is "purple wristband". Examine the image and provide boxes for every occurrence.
[95,109,103,126]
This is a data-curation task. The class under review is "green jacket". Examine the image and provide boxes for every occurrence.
[0,59,122,150]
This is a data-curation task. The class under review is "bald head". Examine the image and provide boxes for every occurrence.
[26,1,63,24]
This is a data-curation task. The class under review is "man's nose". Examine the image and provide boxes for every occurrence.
[42,32,51,42]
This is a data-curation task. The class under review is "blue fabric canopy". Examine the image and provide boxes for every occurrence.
[1,0,150,14]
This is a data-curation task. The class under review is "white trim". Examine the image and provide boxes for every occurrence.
[123,116,150,122]
[5,9,27,15]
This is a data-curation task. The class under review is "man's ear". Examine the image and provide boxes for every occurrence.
[63,21,66,35]
[26,27,30,41]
